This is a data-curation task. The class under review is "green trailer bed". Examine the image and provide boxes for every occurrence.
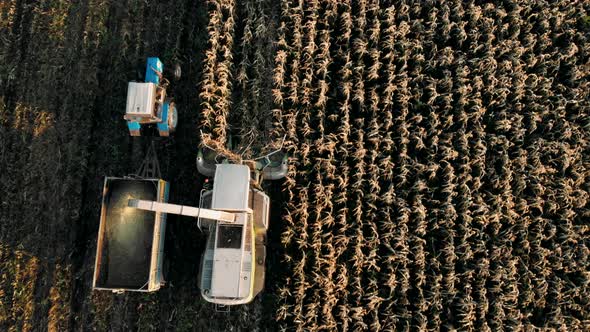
[93,177,168,292]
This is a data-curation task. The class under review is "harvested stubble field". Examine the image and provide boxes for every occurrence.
[1,0,589,331]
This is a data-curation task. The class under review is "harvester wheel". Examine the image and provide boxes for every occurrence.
[196,148,217,178]
[262,152,288,180]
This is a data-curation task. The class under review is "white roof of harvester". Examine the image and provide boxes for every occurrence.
[212,164,250,211]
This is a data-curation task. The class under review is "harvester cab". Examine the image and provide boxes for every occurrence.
[124,57,178,137]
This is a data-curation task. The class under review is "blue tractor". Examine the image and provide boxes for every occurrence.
[124,57,178,136]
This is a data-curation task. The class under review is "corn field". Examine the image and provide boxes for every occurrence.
[0,0,589,330]
[199,0,590,330]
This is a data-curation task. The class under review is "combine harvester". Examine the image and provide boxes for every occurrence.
[93,58,287,306]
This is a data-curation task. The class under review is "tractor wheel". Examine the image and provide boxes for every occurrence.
[173,63,181,80]
[168,103,178,132]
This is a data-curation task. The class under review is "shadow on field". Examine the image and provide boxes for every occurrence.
[0,99,79,331]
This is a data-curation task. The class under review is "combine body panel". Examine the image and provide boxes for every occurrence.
[92,177,170,293]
